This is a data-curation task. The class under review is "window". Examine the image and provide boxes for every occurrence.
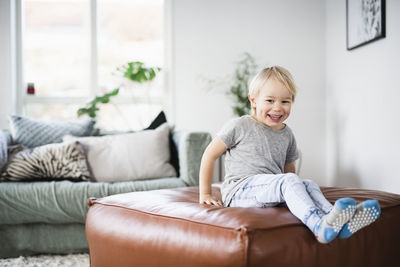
[20,0,166,131]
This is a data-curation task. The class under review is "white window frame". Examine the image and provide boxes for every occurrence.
[14,0,174,122]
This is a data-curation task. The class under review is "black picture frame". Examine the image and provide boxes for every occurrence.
[346,0,386,50]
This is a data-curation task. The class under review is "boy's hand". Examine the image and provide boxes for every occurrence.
[200,193,223,206]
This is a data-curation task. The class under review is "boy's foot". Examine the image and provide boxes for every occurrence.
[338,199,381,239]
[314,197,356,244]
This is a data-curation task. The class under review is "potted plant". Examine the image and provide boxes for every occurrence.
[227,52,257,116]
[77,61,161,119]
[203,53,258,117]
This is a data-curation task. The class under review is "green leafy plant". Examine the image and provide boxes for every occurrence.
[228,53,257,117]
[77,88,119,118]
[77,61,161,119]
[116,61,161,83]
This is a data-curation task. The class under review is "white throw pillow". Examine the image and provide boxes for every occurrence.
[63,123,177,182]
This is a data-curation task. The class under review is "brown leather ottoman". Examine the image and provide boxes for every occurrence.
[86,185,400,267]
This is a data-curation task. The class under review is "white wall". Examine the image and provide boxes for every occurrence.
[326,0,400,194]
[171,0,327,183]
[0,0,15,129]
[1,0,398,192]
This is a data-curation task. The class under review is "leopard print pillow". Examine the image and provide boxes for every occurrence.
[0,141,91,182]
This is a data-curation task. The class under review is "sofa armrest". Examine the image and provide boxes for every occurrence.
[172,131,212,186]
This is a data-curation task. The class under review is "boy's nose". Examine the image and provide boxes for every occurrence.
[272,103,282,110]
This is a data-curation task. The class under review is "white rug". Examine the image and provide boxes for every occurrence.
[0,253,89,267]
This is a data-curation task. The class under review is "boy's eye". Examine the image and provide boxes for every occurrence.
[266,99,274,103]
[282,100,291,104]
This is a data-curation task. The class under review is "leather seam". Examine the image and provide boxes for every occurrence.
[90,202,244,231]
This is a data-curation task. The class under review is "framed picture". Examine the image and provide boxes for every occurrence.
[346,0,386,50]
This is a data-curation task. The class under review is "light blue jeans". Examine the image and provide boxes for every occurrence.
[229,173,333,232]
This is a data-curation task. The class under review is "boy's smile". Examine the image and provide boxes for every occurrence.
[268,114,283,123]
[248,78,293,131]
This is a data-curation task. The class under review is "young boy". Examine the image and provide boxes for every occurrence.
[199,66,381,244]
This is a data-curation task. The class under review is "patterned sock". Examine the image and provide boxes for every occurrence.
[314,197,356,244]
[338,199,381,239]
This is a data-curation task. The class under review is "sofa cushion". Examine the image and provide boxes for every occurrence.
[0,141,91,182]
[145,111,180,176]
[8,115,95,148]
[63,123,176,182]
[97,111,180,176]
[0,178,186,225]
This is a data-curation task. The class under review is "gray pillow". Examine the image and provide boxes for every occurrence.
[0,141,91,182]
[8,115,95,148]
[0,130,8,172]
[63,123,177,182]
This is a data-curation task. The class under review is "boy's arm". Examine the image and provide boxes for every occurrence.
[199,136,227,206]
[284,162,296,174]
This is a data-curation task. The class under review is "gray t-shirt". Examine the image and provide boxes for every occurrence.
[218,115,299,206]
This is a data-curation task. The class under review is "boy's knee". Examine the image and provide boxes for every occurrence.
[303,179,317,185]
[283,173,301,185]
[303,179,318,187]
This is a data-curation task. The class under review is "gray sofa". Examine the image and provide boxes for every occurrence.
[0,131,211,258]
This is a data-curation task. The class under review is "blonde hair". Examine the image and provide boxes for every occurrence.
[248,66,297,111]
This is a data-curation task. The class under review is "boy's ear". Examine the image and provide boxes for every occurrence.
[248,94,256,108]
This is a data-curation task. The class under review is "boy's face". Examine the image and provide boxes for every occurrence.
[248,78,293,131]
